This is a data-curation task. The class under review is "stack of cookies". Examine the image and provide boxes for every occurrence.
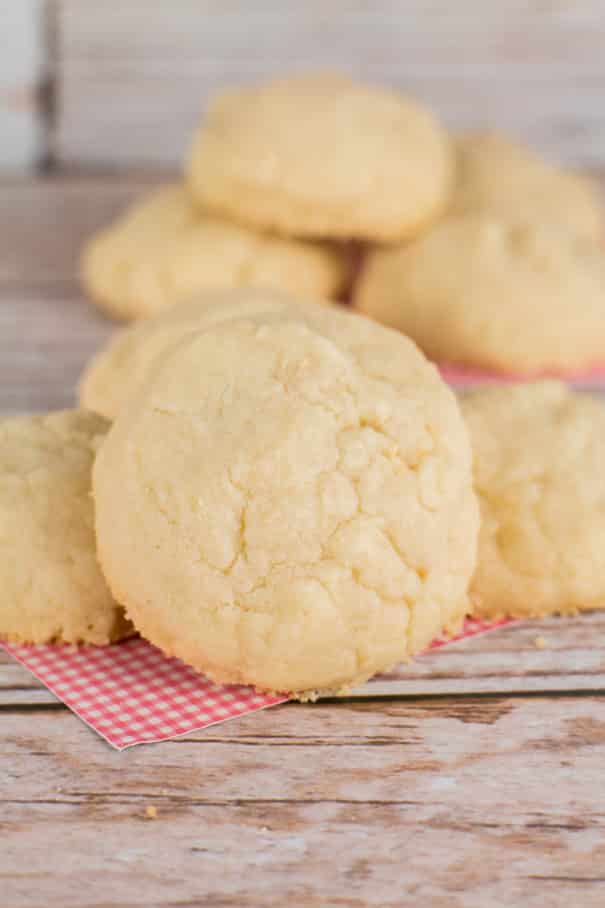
[2,73,605,697]
[82,72,453,321]
[4,287,605,695]
[2,292,481,695]
[356,128,605,376]
[81,71,605,378]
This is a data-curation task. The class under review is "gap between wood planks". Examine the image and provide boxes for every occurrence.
[3,687,605,715]
[2,679,605,710]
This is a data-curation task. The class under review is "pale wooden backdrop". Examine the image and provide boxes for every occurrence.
[0,1,45,171]
[3,0,605,172]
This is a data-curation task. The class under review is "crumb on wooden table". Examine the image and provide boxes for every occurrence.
[144,805,158,820]
[534,636,547,650]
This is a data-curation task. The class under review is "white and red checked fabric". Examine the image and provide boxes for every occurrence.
[2,637,286,748]
[1,617,510,750]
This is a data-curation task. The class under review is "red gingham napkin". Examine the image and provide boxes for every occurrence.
[1,617,509,749]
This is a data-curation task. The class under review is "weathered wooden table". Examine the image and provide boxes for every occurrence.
[2,178,605,908]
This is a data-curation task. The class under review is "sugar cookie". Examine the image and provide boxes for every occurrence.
[0,410,131,644]
[187,73,453,242]
[79,289,322,420]
[355,214,605,374]
[462,382,605,618]
[452,131,604,241]
[93,311,478,694]
[81,184,349,321]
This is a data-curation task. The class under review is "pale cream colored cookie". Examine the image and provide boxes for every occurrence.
[79,289,326,420]
[187,72,453,242]
[81,184,349,321]
[93,309,478,695]
[0,410,131,644]
[462,382,605,619]
[452,131,604,241]
[354,213,605,374]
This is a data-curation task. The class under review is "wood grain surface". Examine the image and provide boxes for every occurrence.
[3,697,605,906]
[55,0,605,169]
[0,176,161,414]
[0,1,44,172]
[1,177,605,906]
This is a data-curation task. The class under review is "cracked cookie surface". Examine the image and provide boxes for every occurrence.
[79,289,327,420]
[0,410,131,644]
[462,382,605,618]
[93,312,478,694]
[81,184,349,321]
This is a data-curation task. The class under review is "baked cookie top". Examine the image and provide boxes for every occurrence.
[187,72,453,242]
[0,410,131,644]
[452,131,604,241]
[93,309,478,695]
[355,213,605,374]
[81,184,349,321]
[462,382,605,618]
[79,289,325,420]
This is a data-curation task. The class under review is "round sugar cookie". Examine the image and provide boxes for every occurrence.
[187,72,453,242]
[452,131,604,241]
[79,289,324,420]
[0,410,131,644]
[354,213,605,374]
[93,311,478,695]
[81,184,349,321]
[462,382,605,618]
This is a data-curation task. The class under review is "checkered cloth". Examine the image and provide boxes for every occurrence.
[1,617,509,749]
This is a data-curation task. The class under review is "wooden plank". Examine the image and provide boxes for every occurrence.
[2,697,605,906]
[2,612,605,707]
[0,1,45,172]
[358,612,605,696]
[0,177,165,414]
[0,175,165,285]
[0,286,113,415]
[0,687,59,707]
[0,654,42,692]
[55,0,605,169]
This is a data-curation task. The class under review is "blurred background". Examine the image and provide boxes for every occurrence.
[3,0,605,415]
[3,0,605,176]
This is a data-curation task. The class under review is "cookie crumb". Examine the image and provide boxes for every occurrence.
[534,636,546,650]
[144,805,158,820]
